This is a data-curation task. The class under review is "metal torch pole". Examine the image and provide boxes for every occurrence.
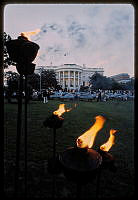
[53,128,56,161]
[77,183,82,198]
[52,127,56,198]
[24,74,28,197]
[15,74,23,197]
[96,167,102,198]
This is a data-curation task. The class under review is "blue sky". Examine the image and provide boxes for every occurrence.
[4,4,134,77]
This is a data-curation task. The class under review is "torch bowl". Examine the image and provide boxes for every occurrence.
[59,147,102,184]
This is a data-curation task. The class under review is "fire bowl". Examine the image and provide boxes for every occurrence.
[5,36,40,64]
[43,114,64,129]
[58,147,102,184]
[16,62,36,75]
[97,148,117,172]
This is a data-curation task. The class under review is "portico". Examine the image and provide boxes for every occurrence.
[35,63,104,91]
[55,64,83,90]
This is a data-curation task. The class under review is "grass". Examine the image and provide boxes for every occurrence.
[4,99,135,198]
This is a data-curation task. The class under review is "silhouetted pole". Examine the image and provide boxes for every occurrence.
[96,168,102,198]
[5,35,40,197]
[0,49,4,198]
[77,183,82,198]
[24,74,28,197]
[53,128,56,161]
[14,74,23,197]
[52,128,56,198]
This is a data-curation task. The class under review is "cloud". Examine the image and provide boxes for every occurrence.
[33,22,63,41]
[104,8,133,41]
[30,5,134,76]
[66,18,88,48]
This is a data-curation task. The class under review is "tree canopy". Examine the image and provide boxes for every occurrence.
[89,72,133,91]
[41,69,61,90]
[3,32,16,68]
[89,72,113,90]
[5,71,19,98]
[5,69,61,92]
[27,73,40,91]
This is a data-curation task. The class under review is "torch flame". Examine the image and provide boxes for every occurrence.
[53,104,72,117]
[100,129,117,152]
[76,115,106,148]
[21,29,40,41]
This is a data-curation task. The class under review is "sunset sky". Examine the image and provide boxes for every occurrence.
[4,3,134,77]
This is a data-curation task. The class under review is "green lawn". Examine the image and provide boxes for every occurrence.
[4,99,135,198]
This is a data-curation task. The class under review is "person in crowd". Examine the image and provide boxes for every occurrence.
[38,91,43,102]
[47,90,50,101]
[97,91,102,102]
[74,92,79,103]
[43,90,48,103]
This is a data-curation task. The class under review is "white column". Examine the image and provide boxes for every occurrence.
[68,71,70,90]
[74,71,76,89]
[59,71,60,85]
[79,72,82,90]
[81,72,83,86]
[63,71,65,89]
[78,71,79,88]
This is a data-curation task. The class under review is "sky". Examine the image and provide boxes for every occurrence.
[4,3,134,77]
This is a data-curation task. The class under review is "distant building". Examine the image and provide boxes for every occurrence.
[110,73,131,84]
[35,63,104,91]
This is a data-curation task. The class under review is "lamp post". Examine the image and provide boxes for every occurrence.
[37,67,43,93]
[40,71,42,93]
[40,70,42,93]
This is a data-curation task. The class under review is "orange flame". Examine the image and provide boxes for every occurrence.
[100,129,117,152]
[76,115,106,148]
[21,29,40,41]
[53,104,72,117]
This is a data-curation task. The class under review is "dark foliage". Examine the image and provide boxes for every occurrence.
[3,32,16,68]
[6,71,19,94]
[41,69,59,90]
[27,73,40,91]
[80,85,89,92]
[89,72,134,91]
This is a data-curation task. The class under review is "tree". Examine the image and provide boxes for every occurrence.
[5,71,19,102]
[121,78,134,90]
[111,80,124,90]
[41,70,59,90]
[89,73,113,90]
[27,73,40,91]
[3,32,16,68]
[6,71,19,92]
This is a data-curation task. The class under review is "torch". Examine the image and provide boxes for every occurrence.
[58,116,118,198]
[58,115,105,197]
[43,104,71,198]
[97,129,117,172]
[5,33,40,197]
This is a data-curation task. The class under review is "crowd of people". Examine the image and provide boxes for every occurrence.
[93,89,134,102]
[4,88,134,103]
[31,89,50,103]
[31,89,134,102]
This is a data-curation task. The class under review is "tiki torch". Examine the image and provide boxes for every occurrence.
[5,34,39,197]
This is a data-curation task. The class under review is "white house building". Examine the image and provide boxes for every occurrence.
[35,63,104,91]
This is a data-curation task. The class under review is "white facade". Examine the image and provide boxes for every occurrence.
[35,64,104,91]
